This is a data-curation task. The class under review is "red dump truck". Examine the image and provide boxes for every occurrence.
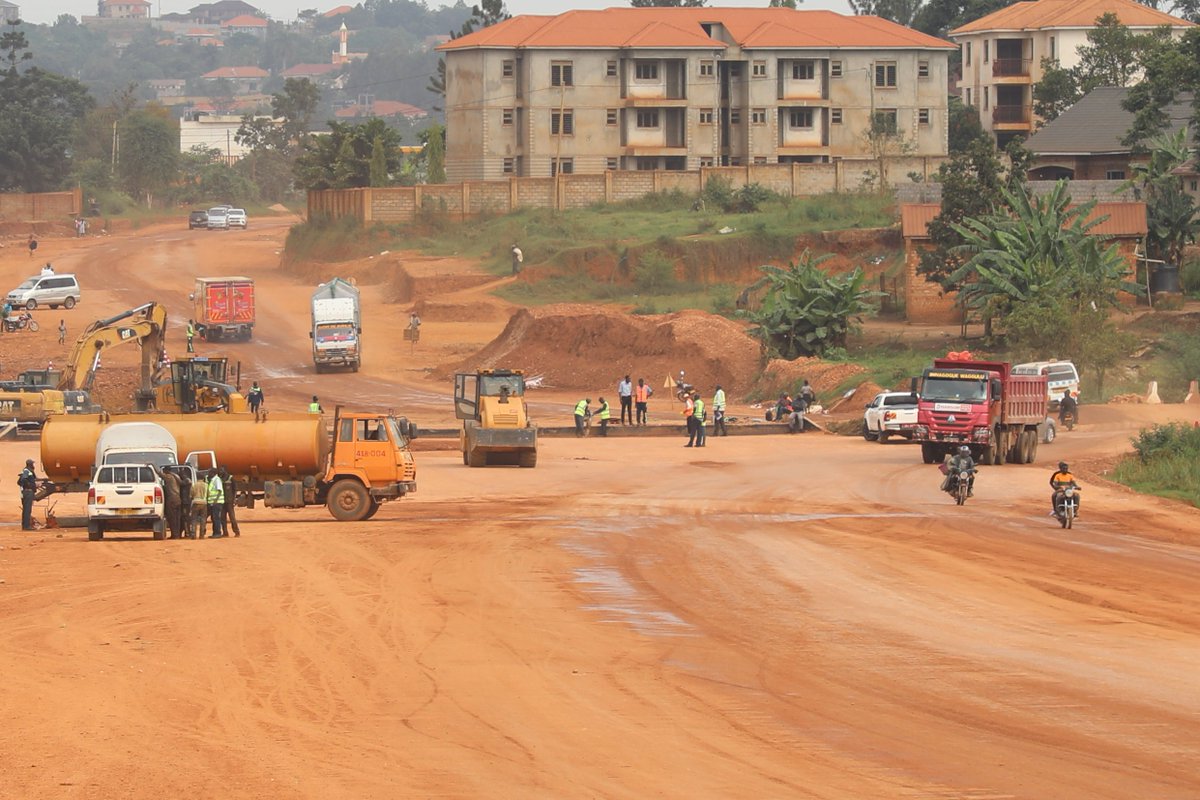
[193,277,255,341]
[913,357,1049,466]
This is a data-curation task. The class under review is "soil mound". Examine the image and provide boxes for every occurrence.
[756,357,867,402]
[451,305,762,395]
[412,299,507,322]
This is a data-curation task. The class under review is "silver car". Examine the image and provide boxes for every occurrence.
[207,206,230,230]
[6,273,82,310]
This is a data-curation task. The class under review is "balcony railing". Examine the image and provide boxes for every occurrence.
[992,58,1031,78]
[992,104,1031,124]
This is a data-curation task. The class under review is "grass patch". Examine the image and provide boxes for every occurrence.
[831,340,951,395]
[495,276,739,315]
[1113,423,1200,508]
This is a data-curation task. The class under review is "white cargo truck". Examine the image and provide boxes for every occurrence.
[87,422,177,541]
[310,278,362,373]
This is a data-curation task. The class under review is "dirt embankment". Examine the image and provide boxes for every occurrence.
[450,304,764,396]
[755,357,869,402]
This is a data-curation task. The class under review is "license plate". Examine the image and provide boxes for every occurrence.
[115,508,142,515]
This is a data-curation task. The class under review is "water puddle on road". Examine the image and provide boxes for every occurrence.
[563,522,694,638]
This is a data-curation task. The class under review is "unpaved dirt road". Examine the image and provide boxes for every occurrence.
[3,220,1200,799]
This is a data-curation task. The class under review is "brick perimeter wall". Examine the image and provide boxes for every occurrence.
[0,189,82,222]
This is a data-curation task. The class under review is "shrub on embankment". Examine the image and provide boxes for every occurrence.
[1113,423,1200,508]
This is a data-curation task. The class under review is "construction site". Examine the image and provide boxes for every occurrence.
[3,214,1200,798]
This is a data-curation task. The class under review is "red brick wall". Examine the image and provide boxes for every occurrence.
[904,241,962,324]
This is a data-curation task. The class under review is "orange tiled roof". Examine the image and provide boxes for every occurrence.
[202,66,269,78]
[951,0,1192,34]
[281,63,340,77]
[440,8,955,51]
[222,14,268,27]
[323,5,353,17]
[901,201,1147,238]
[335,100,428,118]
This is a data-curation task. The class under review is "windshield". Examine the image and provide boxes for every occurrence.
[316,324,355,341]
[386,416,408,446]
[104,452,178,468]
[208,207,227,216]
[922,378,987,404]
[13,279,35,291]
[480,375,525,397]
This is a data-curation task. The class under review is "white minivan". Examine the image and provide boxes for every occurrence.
[1013,360,1081,409]
[6,273,82,310]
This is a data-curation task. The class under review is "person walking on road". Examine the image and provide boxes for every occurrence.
[573,398,591,437]
[617,375,633,426]
[247,381,264,413]
[693,392,707,447]
[58,319,66,345]
[188,472,209,539]
[18,458,39,530]
[712,384,727,436]
[510,244,524,276]
[207,470,227,538]
[595,397,611,437]
[186,320,195,354]
[27,233,37,258]
[160,468,183,539]
[309,396,323,414]
[219,466,241,537]
[683,393,697,447]
[634,378,652,426]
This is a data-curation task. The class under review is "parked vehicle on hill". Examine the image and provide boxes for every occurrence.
[188,210,209,229]
[6,273,81,310]
[862,391,919,442]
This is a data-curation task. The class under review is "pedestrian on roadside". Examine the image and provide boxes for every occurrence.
[308,395,323,414]
[219,466,241,537]
[683,392,697,447]
[573,398,591,437]
[1,300,11,333]
[510,244,524,276]
[188,471,209,539]
[634,377,652,426]
[186,319,195,354]
[27,233,37,258]
[595,397,611,436]
[18,458,39,530]
[207,469,226,538]
[617,374,633,426]
[712,384,727,436]
[693,392,707,447]
[159,467,183,539]
[800,379,816,409]
[58,319,66,345]
[247,380,264,413]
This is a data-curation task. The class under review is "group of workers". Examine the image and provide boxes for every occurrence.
[157,465,241,540]
[573,374,729,444]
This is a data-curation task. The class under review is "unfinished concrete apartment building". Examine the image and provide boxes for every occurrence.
[439,7,955,181]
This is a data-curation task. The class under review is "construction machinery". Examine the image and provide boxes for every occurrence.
[454,369,537,467]
[148,355,248,414]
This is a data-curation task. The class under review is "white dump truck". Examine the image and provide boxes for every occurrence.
[310,278,361,373]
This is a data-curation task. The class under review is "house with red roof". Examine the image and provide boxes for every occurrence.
[221,14,269,39]
[438,7,955,181]
[201,65,270,93]
[98,0,151,18]
[950,0,1193,146]
[334,100,428,121]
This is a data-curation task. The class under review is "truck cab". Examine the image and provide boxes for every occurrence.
[454,369,538,467]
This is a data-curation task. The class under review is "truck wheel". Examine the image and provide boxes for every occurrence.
[467,449,487,468]
[326,479,371,521]
[519,449,538,468]
[87,521,103,541]
[878,432,890,444]
[921,443,937,464]
[362,499,380,520]
[861,421,877,441]
[64,296,76,309]
[152,519,166,540]
[461,449,468,465]
[351,363,359,373]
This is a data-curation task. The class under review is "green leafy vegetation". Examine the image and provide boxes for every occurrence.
[1114,424,1200,508]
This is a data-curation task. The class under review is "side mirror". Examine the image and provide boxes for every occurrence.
[406,421,418,440]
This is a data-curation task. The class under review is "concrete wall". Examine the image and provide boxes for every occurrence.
[0,189,83,222]
[311,157,945,224]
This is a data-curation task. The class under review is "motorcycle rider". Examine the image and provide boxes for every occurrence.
[1049,461,1080,517]
[1058,390,1078,427]
[941,445,976,497]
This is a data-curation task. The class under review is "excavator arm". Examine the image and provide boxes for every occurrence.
[59,302,168,393]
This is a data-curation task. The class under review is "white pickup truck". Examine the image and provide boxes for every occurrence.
[86,422,176,541]
[862,391,920,443]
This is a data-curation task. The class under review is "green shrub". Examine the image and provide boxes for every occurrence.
[701,176,734,211]
[634,249,678,292]
[1115,423,1200,507]
[1183,257,1200,297]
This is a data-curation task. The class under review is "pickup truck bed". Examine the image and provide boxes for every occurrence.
[87,464,165,541]
[863,392,920,443]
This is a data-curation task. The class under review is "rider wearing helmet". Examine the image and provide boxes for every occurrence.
[1049,461,1079,516]
[942,445,976,497]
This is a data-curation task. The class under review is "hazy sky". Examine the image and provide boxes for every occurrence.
[22,0,853,27]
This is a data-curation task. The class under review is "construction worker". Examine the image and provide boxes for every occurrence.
[160,467,183,539]
[595,397,611,437]
[634,377,652,426]
[682,392,696,447]
[247,381,264,413]
[188,471,209,539]
[219,466,241,537]
[309,395,323,414]
[617,375,633,425]
[18,458,39,530]
[186,319,195,353]
[573,398,590,437]
[207,469,226,538]
[693,392,706,447]
[712,384,727,436]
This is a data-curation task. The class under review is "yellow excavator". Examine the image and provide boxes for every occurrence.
[1,302,246,429]
[454,368,538,467]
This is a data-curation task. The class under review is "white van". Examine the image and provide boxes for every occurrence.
[1013,360,1081,409]
[6,273,82,310]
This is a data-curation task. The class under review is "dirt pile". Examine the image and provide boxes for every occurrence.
[756,357,867,402]
[1108,393,1145,404]
[450,305,762,395]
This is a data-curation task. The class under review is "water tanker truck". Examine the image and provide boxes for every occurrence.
[912,356,1049,466]
[39,408,417,521]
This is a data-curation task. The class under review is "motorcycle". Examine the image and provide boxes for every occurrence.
[1054,483,1081,529]
[2,312,39,333]
[674,377,694,402]
[940,463,975,505]
[1060,409,1077,431]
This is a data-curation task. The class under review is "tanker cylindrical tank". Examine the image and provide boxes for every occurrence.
[41,413,330,484]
